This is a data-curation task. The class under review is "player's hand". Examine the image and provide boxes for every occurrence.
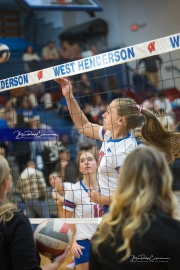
[71,239,85,258]
[52,246,70,267]
[54,77,73,98]
[88,190,101,204]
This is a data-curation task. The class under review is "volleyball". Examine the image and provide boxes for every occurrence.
[0,44,10,63]
[34,219,73,259]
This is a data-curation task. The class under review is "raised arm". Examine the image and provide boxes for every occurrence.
[55,78,102,140]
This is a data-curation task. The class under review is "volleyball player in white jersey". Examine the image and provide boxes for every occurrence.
[63,150,103,270]
[56,77,180,213]
[49,172,74,217]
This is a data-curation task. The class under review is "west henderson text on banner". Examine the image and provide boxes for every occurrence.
[0,33,180,92]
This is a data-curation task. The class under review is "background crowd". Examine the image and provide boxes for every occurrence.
[0,38,180,219]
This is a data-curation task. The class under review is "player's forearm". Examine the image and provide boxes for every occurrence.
[100,195,112,205]
[65,94,89,129]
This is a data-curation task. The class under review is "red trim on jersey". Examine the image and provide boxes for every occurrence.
[64,199,76,209]
[59,222,69,234]
[98,151,105,166]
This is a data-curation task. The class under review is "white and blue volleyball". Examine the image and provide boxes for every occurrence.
[0,44,10,63]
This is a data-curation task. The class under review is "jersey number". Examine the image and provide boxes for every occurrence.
[93,205,104,217]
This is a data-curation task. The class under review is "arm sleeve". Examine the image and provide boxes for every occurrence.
[89,244,103,270]
[63,189,76,212]
[9,212,41,270]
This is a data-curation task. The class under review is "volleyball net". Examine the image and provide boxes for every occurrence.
[1,32,180,225]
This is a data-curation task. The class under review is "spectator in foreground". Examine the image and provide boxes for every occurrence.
[0,155,70,269]
[90,146,180,270]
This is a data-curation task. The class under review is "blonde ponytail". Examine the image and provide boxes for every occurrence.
[0,203,17,223]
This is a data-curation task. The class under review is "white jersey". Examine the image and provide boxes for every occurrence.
[98,127,137,196]
[63,181,103,241]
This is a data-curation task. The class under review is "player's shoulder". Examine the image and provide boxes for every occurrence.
[70,181,81,191]
[63,182,74,191]
[113,132,137,151]
[9,210,30,227]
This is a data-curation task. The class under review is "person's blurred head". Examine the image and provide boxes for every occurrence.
[91,45,98,55]
[61,40,70,49]
[27,161,36,169]
[58,145,70,161]
[22,96,31,109]
[158,92,166,99]
[3,99,12,110]
[49,171,62,186]
[47,40,55,50]
[77,150,97,178]
[25,45,34,54]
[91,94,102,107]
[80,73,88,82]
[49,171,60,182]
